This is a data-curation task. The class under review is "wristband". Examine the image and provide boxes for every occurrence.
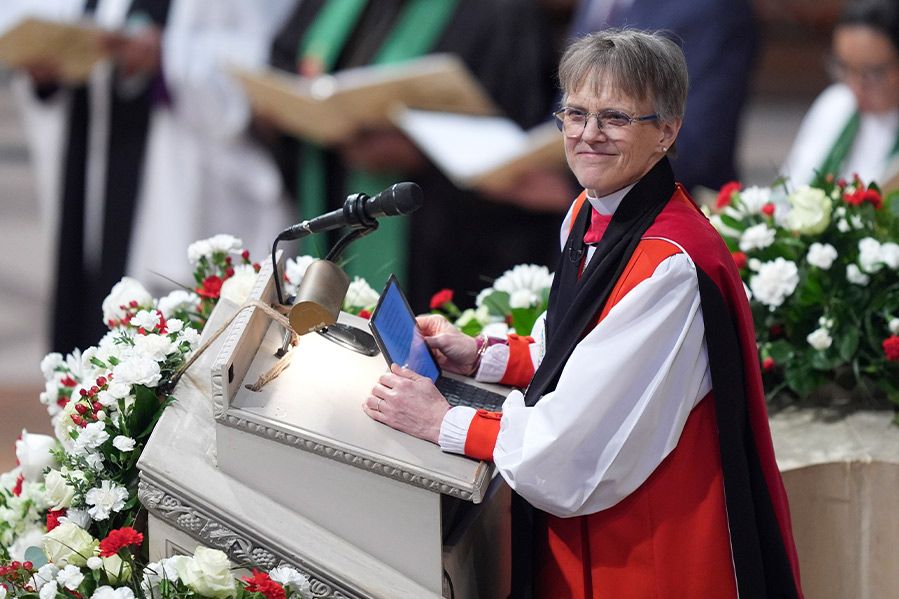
[467,334,489,376]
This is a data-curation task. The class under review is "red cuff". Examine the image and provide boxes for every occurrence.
[464,409,502,461]
[500,333,535,387]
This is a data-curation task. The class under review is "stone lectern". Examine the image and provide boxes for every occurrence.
[137,263,511,599]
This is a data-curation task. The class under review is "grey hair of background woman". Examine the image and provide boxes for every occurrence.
[558,29,689,124]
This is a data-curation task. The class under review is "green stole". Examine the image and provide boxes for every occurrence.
[297,0,458,285]
[815,110,899,187]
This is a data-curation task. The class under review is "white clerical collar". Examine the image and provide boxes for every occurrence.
[585,183,637,215]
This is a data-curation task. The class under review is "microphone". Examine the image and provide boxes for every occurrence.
[278,182,423,241]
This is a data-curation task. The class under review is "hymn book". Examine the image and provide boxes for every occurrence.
[0,17,107,83]
[391,108,567,191]
[232,54,498,146]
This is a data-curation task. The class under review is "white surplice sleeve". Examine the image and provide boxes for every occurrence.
[492,251,712,518]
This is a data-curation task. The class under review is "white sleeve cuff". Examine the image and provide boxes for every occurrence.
[475,344,510,383]
[438,406,478,454]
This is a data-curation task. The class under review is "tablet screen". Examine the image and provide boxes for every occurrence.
[369,275,440,382]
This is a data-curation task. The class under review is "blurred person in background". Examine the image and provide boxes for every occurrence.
[17,0,171,355]
[263,0,561,311]
[783,0,899,187]
[570,0,759,193]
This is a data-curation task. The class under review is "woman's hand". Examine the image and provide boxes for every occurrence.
[363,364,451,443]
[416,314,478,375]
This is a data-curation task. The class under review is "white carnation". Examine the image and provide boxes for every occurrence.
[880,242,899,269]
[39,580,58,599]
[509,288,538,309]
[102,277,152,326]
[60,508,91,530]
[187,234,243,264]
[739,223,776,252]
[72,422,109,457]
[889,318,899,335]
[87,557,103,571]
[57,564,85,590]
[131,310,160,331]
[735,185,771,214]
[492,264,553,296]
[748,258,799,309]
[806,327,833,351]
[837,218,851,233]
[40,353,65,380]
[806,242,838,270]
[91,586,135,599]
[157,290,199,318]
[84,480,128,521]
[283,255,316,297]
[31,564,59,590]
[112,436,136,452]
[269,565,311,594]
[112,355,162,387]
[132,333,177,362]
[344,277,380,309]
[858,237,883,273]
[846,263,870,286]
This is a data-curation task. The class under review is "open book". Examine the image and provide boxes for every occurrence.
[0,17,107,83]
[232,53,497,146]
[391,108,567,191]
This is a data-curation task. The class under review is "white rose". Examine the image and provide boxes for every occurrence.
[112,355,162,387]
[112,436,136,452]
[858,237,883,273]
[785,186,832,234]
[16,430,58,481]
[55,400,80,450]
[101,277,152,326]
[890,318,899,335]
[42,522,98,566]
[156,290,199,319]
[846,264,870,286]
[173,547,236,598]
[807,327,833,351]
[343,277,380,309]
[748,258,800,309]
[739,223,776,252]
[806,242,838,270]
[881,242,899,269]
[219,265,258,304]
[101,554,132,585]
[45,469,78,510]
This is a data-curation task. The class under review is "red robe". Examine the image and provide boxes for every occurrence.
[463,187,802,598]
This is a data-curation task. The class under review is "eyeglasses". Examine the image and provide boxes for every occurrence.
[553,107,658,137]
[826,56,899,87]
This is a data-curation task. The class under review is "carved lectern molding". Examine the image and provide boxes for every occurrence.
[138,479,362,599]
[220,409,488,503]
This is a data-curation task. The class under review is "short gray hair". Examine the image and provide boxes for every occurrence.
[558,29,688,123]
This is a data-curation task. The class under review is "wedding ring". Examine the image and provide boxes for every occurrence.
[377,398,384,412]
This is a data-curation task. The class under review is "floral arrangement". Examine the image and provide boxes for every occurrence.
[710,176,899,406]
[0,234,325,598]
[430,264,554,337]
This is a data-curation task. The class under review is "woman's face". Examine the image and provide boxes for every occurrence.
[562,80,680,198]
[831,25,899,114]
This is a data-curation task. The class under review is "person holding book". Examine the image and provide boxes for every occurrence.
[783,0,899,187]
[363,29,803,597]
[263,0,561,311]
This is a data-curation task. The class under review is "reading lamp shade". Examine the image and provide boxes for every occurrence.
[288,260,350,335]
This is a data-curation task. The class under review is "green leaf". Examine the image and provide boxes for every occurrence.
[127,385,161,438]
[481,291,510,316]
[457,320,483,337]
[510,308,538,337]
[24,546,48,569]
[837,328,860,362]
[767,340,795,363]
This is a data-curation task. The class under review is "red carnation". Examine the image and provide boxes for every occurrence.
[731,251,748,270]
[196,275,224,299]
[99,527,144,557]
[46,509,66,532]
[844,188,883,209]
[243,570,286,599]
[429,289,454,310]
[884,336,899,362]
[358,309,372,319]
[12,474,23,497]
[762,357,776,372]
[761,203,775,217]
[716,181,741,209]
